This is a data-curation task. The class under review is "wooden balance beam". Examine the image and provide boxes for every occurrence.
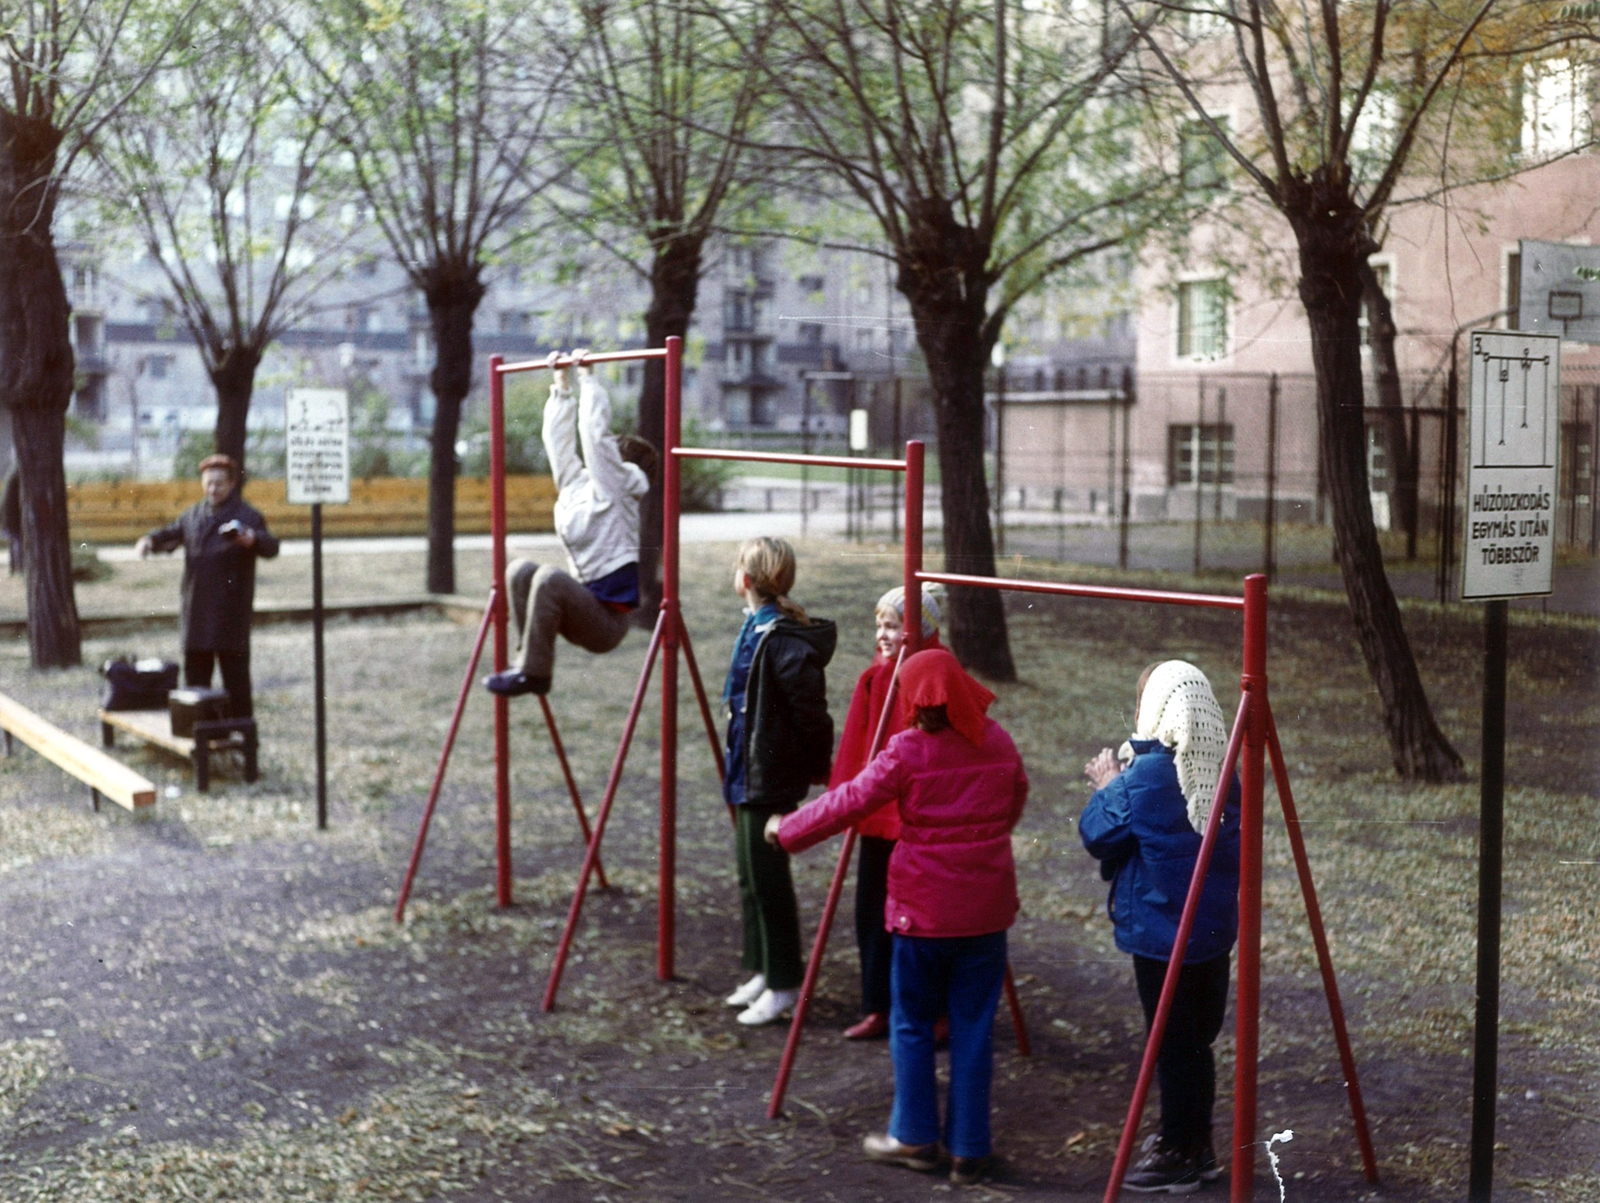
[0,691,157,812]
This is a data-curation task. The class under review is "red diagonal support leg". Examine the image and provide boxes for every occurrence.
[1003,962,1031,1056]
[395,592,496,922]
[542,612,666,1012]
[1266,706,1379,1184]
[769,828,856,1119]
[770,648,908,1119]
[539,695,608,892]
[677,613,726,784]
[1104,692,1250,1203]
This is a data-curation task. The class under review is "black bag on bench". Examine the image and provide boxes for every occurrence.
[168,688,230,738]
[101,658,180,711]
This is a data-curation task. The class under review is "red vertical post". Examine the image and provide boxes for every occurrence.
[1232,573,1269,1201]
[658,336,684,981]
[903,440,924,656]
[489,355,513,908]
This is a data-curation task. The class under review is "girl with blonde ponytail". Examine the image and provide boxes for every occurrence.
[719,537,837,1026]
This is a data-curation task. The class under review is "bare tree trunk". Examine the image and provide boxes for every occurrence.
[420,260,486,596]
[0,111,82,668]
[1294,208,1460,780]
[1359,258,1416,538]
[636,234,704,623]
[896,202,1015,682]
[210,343,264,476]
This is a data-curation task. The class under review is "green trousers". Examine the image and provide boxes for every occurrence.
[734,804,803,991]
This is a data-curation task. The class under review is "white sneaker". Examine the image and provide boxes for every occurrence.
[737,987,799,1026]
[725,973,766,1008]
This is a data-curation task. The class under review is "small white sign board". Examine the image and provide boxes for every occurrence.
[849,408,870,452]
[285,388,351,505]
[1461,331,1560,600]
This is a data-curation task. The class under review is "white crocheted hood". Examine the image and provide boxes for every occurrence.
[1121,660,1229,833]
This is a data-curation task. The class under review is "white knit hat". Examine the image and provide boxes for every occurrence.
[876,583,945,639]
[1124,660,1229,833]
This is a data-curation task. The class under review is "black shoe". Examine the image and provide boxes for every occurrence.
[950,1155,990,1186]
[1195,1142,1223,1181]
[483,670,550,697]
[1124,1134,1204,1194]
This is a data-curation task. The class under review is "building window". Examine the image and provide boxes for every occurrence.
[798,322,823,345]
[500,310,531,335]
[798,274,824,295]
[727,291,750,331]
[147,354,173,380]
[1176,279,1229,360]
[1521,58,1593,156]
[1360,261,1394,346]
[1179,118,1228,190]
[1168,423,1235,486]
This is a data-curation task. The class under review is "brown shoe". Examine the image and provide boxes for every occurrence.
[862,1132,942,1172]
[934,1015,951,1048]
[845,1012,889,1040]
[950,1155,991,1185]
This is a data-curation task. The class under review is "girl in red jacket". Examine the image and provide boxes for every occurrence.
[829,584,945,1041]
[767,649,1028,1186]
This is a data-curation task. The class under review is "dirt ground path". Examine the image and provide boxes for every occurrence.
[1,540,1596,1201]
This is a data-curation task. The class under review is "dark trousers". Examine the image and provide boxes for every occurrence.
[855,835,896,1016]
[185,649,253,718]
[735,804,803,991]
[1133,952,1231,1151]
[889,931,1007,1158]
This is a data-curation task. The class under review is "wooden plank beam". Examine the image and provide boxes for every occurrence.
[0,692,157,811]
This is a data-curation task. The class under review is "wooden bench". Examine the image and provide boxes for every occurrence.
[98,709,259,792]
[0,691,157,812]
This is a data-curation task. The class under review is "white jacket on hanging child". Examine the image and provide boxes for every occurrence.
[545,371,649,584]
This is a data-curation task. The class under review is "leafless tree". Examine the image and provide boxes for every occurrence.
[301,0,571,594]
[1123,0,1594,777]
[94,0,349,473]
[738,0,1178,679]
[550,0,776,615]
[1,0,192,668]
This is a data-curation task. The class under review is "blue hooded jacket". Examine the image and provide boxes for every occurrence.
[1079,739,1240,963]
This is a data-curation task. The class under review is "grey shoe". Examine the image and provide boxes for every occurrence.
[862,1132,942,1172]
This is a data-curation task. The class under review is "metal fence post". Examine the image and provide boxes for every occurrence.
[1193,380,1206,575]
[1264,373,1279,581]
[1119,368,1134,571]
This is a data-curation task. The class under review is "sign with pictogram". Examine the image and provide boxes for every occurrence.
[1461,331,1560,600]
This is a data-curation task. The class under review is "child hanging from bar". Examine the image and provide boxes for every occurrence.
[484,349,659,698]
[767,648,1028,1187]
[830,583,946,1041]
[1079,660,1240,1194]
[721,537,836,1026]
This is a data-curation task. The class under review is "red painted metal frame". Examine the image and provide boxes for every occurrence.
[394,591,497,922]
[540,694,609,892]
[675,447,910,473]
[1266,708,1380,1184]
[909,569,1373,1200]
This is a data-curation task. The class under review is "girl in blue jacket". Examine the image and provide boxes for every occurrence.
[1080,660,1240,1195]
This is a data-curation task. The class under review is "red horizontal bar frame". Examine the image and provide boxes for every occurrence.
[673,447,908,473]
[496,347,670,375]
[917,570,1245,611]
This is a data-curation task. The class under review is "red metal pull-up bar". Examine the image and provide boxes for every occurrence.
[673,447,910,473]
[917,569,1246,612]
[495,347,670,375]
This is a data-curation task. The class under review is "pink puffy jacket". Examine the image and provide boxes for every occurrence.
[777,720,1028,938]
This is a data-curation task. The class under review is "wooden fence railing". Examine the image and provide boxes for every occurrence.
[67,476,557,544]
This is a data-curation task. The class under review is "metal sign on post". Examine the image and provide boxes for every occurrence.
[1518,239,1600,344]
[1461,330,1560,1203]
[285,388,350,831]
[1462,331,1560,601]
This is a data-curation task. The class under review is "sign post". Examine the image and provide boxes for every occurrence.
[285,388,351,832]
[1460,330,1560,1203]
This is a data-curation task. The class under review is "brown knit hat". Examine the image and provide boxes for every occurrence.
[197,453,239,480]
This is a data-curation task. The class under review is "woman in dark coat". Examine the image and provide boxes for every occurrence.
[136,454,278,717]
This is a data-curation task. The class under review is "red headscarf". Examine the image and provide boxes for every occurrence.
[897,648,995,746]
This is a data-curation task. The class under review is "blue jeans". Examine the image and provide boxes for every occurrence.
[888,931,1007,1159]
